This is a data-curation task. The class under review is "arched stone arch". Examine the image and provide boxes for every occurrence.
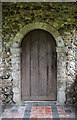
[11,22,67,104]
[13,22,64,47]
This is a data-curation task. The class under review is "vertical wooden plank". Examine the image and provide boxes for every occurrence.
[46,34,53,96]
[21,33,30,99]
[47,34,57,99]
[30,30,39,97]
[38,30,47,97]
[52,45,57,99]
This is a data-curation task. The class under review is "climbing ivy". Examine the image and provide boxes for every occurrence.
[2,2,76,43]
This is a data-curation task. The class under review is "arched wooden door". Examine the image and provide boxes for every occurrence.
[21,29,57,101]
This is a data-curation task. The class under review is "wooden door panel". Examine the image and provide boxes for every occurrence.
[47,39,53,96]
[38,30,47,97]
[21,29,57,101]
[31,30,39,96]
[21,34,30,100]
[47,33,57,99]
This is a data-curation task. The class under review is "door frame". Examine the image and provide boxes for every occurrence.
[11,22,67,104]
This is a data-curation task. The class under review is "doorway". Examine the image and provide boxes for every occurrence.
[21,29,57,101]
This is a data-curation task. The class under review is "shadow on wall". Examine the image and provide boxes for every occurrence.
[66,75,77,106]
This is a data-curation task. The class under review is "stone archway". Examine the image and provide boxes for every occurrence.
[11,22,67,104]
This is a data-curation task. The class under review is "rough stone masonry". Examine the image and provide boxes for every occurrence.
[0,2,77,105]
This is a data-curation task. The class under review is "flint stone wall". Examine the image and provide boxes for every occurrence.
[1,2,77,105]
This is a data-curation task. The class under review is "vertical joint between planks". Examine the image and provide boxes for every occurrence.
[30,33,31,97]
[38,30,39,97]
